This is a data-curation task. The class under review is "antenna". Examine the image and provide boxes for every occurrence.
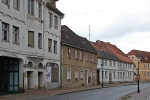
[89,26,90,41]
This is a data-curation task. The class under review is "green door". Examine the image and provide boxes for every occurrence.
[1,57,19,94]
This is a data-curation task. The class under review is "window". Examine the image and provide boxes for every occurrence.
[110,60,112,66]
[113,71,115,79]
[38,33,42,48]
[54,15,58,29]
[105,71,107,79]
[68,48,71,58]
[93,72,96,79]
[80,71,84,79]
[38,2,42,18]
[53,41,57,53]
[2,22,9,41]
[120,72,122,79]
[118,72,119,79]
[86,53,88,61]
[28,0,34,15]
[118,62,119,68]
[90,71,92,79]
[80,52,83,60]
[75,50,78,59]
[144,72,146,76]
[67,70,71,80]
[28,31,34,47]
[13,26,19,44]
[113,61,115,67]
[13,0,20,10]
[144,64,146,69]
[2,0,9,5]
[90,54,92,62]
[94,56,96,63]
[148,72,150,76]
[132,57,134,61]
[75,70,79,79]
[48,39,52,52]
[105,59,107,66]
[49,13,53,27]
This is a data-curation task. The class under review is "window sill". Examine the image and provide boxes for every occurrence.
[2,40,10,43]
[28,46,34,48]
[13,7,20,11]
[67,79,71,81]
[13,43,20,45]
[54,52,57,54]
[38,47,42,49]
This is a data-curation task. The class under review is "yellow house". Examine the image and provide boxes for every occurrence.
[61,25,97,87]
[127,49,150,82]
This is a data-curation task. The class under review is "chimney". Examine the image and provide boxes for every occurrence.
[51,0,59,8]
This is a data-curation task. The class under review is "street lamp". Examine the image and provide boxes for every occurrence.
[101,60,104,87]
[137,55,141,93]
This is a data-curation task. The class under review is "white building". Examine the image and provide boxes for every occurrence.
[0,0,64,93]
[92,40,134,84]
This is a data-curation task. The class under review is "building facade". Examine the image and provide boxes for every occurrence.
[127,50,150,82]
[61,25,97,87]
[0,0,64,93]
[92,40,134,84]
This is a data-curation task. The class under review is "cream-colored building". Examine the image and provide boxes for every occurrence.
[61,25,97,87]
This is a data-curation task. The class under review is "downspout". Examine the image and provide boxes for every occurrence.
[61,44,64,87]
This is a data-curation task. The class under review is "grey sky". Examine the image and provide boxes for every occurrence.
[57,0,150,53]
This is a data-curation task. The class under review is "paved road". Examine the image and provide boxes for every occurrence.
[40,83,150,100]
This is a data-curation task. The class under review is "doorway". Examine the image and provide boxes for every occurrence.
[85,70,88,85]
[27,71,33,90]
[0,57,19,94]
[38,72,43,89]
[97,70,100,84]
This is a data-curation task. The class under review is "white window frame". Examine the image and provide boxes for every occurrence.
[80,52,83,60]
[13,26,19,44]
[80,70,84,79]
[68,48,71,58]
[13,0,20,10]
[75,50,78,59]
[75,70,79,79]
[49,12,53,28]
[2,22,9,41]
[54,15,58,29]
[2,0,9,5]
[38,2,42,18]
[28,0,34,15]
[38,33,42,49]
[86,53,88,61]
[67,69,71,80]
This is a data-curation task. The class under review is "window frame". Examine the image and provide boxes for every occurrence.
[2,22,9,41]
[28,31,34,47]
[54,15,58,29]
[13,0,20,10]
[13,26,19,44]
[48,38,52,52]
[53,40,57,54]
[67,69,71,80]
[38,33,42,49]
[75,70,79,79]
[2,0,9,5]
[28,0,34,15]
[38,2,42,18]
[75,50,78,60]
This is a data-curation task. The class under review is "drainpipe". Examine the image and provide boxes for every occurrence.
[61,44,64,87]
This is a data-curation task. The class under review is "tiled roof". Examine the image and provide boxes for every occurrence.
[127,49,150,63]
[61,25,97,53]
[92,40,133,63]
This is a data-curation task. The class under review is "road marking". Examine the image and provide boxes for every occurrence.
[94,91,103,94]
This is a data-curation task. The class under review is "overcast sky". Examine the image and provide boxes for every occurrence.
[57,0,150,54]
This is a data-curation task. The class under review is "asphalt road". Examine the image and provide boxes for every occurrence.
[40,83,150,100]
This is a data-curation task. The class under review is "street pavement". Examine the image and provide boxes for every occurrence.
[0,82,149,100]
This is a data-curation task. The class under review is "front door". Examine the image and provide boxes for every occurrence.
[0,57,19,94]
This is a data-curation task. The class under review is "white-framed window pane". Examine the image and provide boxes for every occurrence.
[38,33,42,48]
[38,2,42,18]
[75,70,79,79]
[28,0,34,15]
[2,22,9,41]
[13,0,20,10]
[75,50,78,59]
[67,70,71,80]
[28,31,34,47]
[80,71,84,79]
[54,15,58,29]
[2,0,9,5]
[49,13,53,27]
[13,26,19,44]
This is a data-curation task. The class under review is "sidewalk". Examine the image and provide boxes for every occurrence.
[0,82,147,100]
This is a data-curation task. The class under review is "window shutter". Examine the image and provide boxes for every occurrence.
[28,31,34,47]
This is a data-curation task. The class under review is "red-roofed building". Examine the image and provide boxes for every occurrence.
[127,49,150,82]
[91,40,134,83]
